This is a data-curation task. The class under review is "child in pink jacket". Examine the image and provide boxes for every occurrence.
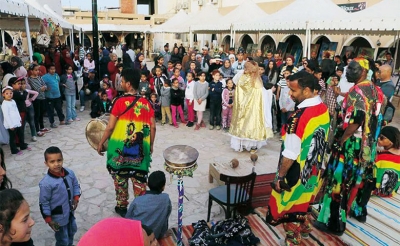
[221,79,235,131]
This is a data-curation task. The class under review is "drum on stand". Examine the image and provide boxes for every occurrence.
[86,113,110,151]
[163,145,199,246]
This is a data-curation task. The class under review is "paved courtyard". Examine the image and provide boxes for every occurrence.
[4,73,400,245]
[3,101,284,245]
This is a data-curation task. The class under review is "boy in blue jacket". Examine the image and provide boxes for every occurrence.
[208,70,223,130]
[39,146,81,246]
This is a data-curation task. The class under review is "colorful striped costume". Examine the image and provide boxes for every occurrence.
[374,151,400,197]
[267,98,329,244]
[107,95,154,208]
[317,80,385,234]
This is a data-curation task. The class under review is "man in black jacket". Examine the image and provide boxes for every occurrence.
[79,69,100,111]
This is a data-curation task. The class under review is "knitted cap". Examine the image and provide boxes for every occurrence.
[380,126,400,145]
[77,218,144,246]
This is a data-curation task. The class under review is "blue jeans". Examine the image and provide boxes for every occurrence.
[79,90,98,107]
[65,94,77,121]
[23,105,37,137]
[55,216,77,246]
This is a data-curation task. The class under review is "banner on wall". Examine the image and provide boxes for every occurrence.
[338,2,367,13]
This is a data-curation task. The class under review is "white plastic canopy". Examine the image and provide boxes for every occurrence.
[78,24,150,32]
[191,0,267,32]
[234,0,350,31]
[150,9,190,33]
[310,0,400,31]
[1,0,28,16]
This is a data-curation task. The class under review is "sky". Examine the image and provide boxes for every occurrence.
[61,0,149,13]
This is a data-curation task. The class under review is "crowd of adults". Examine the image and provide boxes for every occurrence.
[1,39,400,246]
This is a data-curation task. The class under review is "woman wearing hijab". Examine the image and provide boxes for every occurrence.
[108,53,119,88]
[45,46,62,75]
[1,62,15,88]
[100,49,111,78]
[10,56,27,79]
[134,53,148,72]
[218,59,234,79]
[185,52,201,72]
[122,53,134,71]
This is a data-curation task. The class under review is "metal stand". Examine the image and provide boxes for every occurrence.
[177,176,184,246]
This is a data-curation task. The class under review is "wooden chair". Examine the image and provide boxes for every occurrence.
[207,172,256,221]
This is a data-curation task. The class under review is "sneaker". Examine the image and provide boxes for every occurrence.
[59,121,66,125]
[74,118,81,121]
[216,125,221,130]
[114,206,127,217]
[68,119,74,122]
[15,151,24,156]
[40,128,52,132]
[80,106,85,112]
[50,123,58,128]
[194,124,200,130]
[161,122,165,126]
[37,132,46,137]
[209,125,214,130]
[187,121,194,127]
[31,136,37,142]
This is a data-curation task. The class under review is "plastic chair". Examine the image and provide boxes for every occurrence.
[207,172,256,221]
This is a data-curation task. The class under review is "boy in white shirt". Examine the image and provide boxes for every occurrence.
[1,86,29,155]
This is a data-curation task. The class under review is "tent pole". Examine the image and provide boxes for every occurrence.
[230,25,233,47]
[307,29,311,59]
[79,28,82,44]
[233,29,236,48]
[394,31,399,72]
[1,30,5,54]
[82,30,85,48]
[24,17,33,63]
[162,32,165,51]
[144,32,147,60]
[71,25,75,52]
[189,28,193,48]
[304,22,308,58]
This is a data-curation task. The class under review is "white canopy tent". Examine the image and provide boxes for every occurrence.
[78,24,150,32]
[235,0,350,31]
[1,0,28,16]
[150,9,190,34]
[234,0,350,56]
[310,0,400,32]
[191,0,267,33]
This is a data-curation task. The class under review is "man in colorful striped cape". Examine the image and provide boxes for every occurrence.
[97,68,156,217]
[266,71,330,246]
[314,58,385,234]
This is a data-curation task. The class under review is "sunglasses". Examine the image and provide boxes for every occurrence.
[379,135,388,141]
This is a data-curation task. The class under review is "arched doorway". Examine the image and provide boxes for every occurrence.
[82,34,92,48]
[100,33,119,47]
[260,35,275,56]
[349,37,373,60]
[350,37,372,48]
[285,35,303,65]
[0,32,13,53]
[221,35,231,52]
[125,33,145,50]
[240,34,253,52]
